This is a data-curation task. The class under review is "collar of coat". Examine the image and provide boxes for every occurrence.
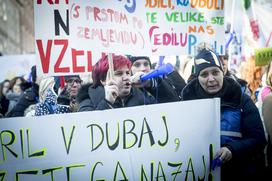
[182,76,242,108]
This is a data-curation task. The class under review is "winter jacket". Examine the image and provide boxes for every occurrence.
[0,95,9,116]
[145,70,186,103]
[221,104,242,145]
[5,91,21,114]
[6,84,39,117]
[35,88,70,116]
[182,77,267,181]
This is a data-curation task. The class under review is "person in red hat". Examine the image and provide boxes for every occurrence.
[77,54,155,111]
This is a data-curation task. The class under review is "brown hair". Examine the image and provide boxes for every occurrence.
[266,61,272,87]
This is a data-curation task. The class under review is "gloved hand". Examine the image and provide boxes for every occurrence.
[216,147,232,163]
[212,146,232,170]
[130,71,150,88]
[130,72,144,84]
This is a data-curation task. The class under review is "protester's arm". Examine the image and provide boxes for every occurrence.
[224,94,267,159]
[5,91,21,100]
[7,88,38,117]
[166,70,186,95]
[77,83,95,112]
[96,99,114,110]
[130,71,151,88]
[262,94,272,141]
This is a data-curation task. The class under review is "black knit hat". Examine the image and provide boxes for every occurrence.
[194,49,223,75]
[63,75,80,82]
[127,55,151,66]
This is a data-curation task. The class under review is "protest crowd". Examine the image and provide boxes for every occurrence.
[1,47,272,180]
[0,0,272,180]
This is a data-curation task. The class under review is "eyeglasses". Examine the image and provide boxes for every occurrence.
[66,79,82,85]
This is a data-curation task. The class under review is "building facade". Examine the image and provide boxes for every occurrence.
[0,0,34,55]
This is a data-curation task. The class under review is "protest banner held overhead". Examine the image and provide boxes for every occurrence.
[34,0,225,76]
[146,0,225,55]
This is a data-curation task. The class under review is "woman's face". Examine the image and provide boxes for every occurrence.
[198,66,224,94]
[13,78,23,94]
[131,59,151,74]
[12,84,22,94]
[113,65,132,98]
[15,78,22,85]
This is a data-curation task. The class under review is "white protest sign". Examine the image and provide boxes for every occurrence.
[0,99,220,180]
[34,1,225,77]
[69,0,151,56]
[34,0,151,76]
[146,0,225,55]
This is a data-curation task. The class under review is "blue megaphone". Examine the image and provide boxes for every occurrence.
[140,63,174,81]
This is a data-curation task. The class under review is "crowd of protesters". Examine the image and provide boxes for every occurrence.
[0,46,272,180]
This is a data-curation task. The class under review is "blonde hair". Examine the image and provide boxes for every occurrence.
[179,55,194,83]
[266,61,272,87]
[39,77,55,103]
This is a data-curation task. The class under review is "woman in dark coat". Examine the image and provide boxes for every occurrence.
[0,80,10,116]
[77,55,156,111]
[181,48,266,181]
